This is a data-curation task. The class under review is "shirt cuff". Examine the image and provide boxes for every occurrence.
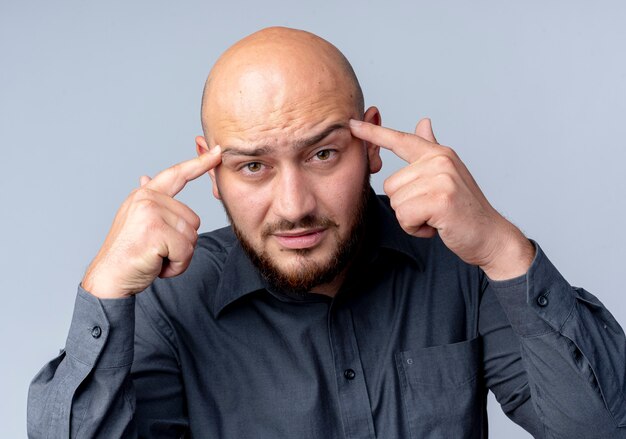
[488,241,576,337]
[65,285,136,368]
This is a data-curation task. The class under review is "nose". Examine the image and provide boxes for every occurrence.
[273,166,316,223]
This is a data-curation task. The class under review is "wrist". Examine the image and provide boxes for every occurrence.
[480,225,535,281]
[82,264,130,299]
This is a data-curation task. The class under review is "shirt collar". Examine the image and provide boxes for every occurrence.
[212,240,267,316]
[212,190,424,317]
[368,193,425,268]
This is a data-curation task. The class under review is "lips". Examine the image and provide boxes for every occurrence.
[272,228,326,250]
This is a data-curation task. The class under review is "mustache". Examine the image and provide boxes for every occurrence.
[262,215,338,237]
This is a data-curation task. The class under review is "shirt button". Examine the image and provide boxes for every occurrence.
[537,295,549,307]
[91,326,102,338]
[344,369,356,380]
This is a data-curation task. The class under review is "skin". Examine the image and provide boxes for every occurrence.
[349,118,535,279]
[196,28,381,296]
[82,26,533,300]
[82,148,222,298]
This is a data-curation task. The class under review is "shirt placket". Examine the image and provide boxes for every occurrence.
[328,304,376,439]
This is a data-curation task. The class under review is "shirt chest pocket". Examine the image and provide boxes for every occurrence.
[395,337,484,439]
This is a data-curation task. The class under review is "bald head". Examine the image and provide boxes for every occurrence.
[200,27,364,140]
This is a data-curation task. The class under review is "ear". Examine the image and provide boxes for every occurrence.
[195,135,221,200]
[362,106,383,174]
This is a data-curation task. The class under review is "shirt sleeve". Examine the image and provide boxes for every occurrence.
[130,287,188,437]
[487,241,626,438]
[27,286,136,438]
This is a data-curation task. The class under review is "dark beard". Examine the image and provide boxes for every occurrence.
[223,173,371,298]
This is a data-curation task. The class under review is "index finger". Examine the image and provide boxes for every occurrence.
[349,119,435,163]
[146,146,222,197]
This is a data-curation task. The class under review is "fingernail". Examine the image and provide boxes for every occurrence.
[349,119,363,128]
[210,145,221,155]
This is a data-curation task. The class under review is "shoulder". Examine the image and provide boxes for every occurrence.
[372,194,454,266]
[194,226,238,266]
[136,225,237,319]
[373,193,482,291]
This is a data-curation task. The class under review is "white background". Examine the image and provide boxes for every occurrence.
[2,1,625,437]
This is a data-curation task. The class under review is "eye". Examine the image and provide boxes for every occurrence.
[245,162,263,173]
[238,161,266,176]
[314,149,335,161]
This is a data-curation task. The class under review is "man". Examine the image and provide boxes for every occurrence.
[28,27,626,438]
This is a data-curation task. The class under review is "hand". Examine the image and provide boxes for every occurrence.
[349,118,534,280]
[82,147,222,298]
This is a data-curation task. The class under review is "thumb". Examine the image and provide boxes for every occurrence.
[414,118,438,144]
[140,175,152,187]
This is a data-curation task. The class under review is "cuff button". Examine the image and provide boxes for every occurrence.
[91,326,102,338]
[537,295,549,307]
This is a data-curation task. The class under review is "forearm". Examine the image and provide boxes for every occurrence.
[488,244,626,437]
[28,287,136,438]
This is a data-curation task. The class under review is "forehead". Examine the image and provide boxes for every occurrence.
[204,56,358,147]
[210,88,357,149]
[220,123,353,161]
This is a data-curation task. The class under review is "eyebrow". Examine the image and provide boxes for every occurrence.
[220,123,348,157]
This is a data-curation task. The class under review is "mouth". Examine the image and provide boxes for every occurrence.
[272,228,327,250]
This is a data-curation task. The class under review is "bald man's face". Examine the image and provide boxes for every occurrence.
[198,31,381,294]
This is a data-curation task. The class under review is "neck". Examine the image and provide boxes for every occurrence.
[309,268,349,298]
